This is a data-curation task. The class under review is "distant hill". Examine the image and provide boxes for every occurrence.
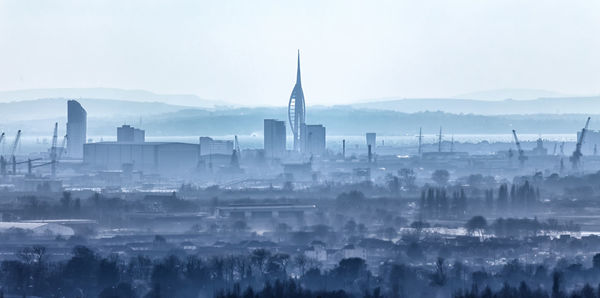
[351,96,600,115]
[0,98,189,122]
[0,94,597,137]
[0,105,596,137]
[93,108,599,136]
[453,88,571,101]
[0,88,223,107]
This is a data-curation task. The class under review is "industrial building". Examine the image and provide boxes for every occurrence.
[215,204,317,219]
[117,125,145,143]
[0,222,74,237]
[581,130,600,155]
[66,100,87,159]
[84,124,200,173]
[199,137,233,156]
[301,124,326,156]
[84,141,201,173]
[264,119,286,159]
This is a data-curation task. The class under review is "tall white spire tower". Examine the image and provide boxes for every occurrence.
[288,50,306,151]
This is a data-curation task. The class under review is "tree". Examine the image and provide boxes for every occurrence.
[99,282,137,298]
[465,216,487,238]
[382,227,397,241]
[332,258,368,289]
[231,220,248,233]
[593,253,600,269]
[430,257,447,286]
[399,168,416,189]
[294,254,309,276]
[432,170,450,185]
[410,220,429,238]
[552,271,562,298]
[61,191,72,210]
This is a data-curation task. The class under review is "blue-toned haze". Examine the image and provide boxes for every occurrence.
[0,0,599,106]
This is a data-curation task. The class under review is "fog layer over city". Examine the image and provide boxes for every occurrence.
[2,1,600,297]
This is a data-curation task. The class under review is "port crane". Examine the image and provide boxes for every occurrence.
[512,129,527,166]
[9,130,21,174]
[417,127,423,155]
[570,117,591,170]
[28,124,67,177]
[2,124,68,177]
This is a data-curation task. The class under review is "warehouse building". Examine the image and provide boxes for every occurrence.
[83,142,201,173]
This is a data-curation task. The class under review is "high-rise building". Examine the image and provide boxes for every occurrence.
[366,133,376,151]
[66,100,87,159]
[288,50,306,152]
[264,119,286,159]
[117,125,145,143]
[301,124,326,156]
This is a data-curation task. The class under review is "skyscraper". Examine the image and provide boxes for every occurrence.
[288,50,306,152]
[66,100,87,159]
[264,119,286,159]
[301,124,326,156]
[366,133,376,152]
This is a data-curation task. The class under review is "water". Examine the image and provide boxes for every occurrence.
[6,133,577,155]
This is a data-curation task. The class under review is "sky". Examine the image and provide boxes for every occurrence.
[0,0,599,106]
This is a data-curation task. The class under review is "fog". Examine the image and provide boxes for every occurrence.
[1,1,600,105]
[2,1,600,298]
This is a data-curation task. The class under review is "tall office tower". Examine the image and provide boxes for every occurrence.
[288,50,306,151]
[66,100,87,159]
[301,124,326,156]
[366,133,376,151]
[264,119,286,159]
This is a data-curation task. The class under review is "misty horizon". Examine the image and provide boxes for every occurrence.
[1,1,599,106]
[2,2,600,298]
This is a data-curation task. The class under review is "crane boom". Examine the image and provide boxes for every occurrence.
[512,129,527,165]
[50,123,58,161]
[57,134,68,160]
[570,117,591,170]
[10,130,21,157]
[0,132,4,158]
[50,123,58,177]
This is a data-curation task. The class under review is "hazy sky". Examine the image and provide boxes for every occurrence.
[0,0,599,106]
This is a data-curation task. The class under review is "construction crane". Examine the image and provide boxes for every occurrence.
[570,117,591,170]
[438,127,443,152]
[10,130,21,158]
[0,156,5,177]
[0,132,5,172]
[31,124,65,177]
[234,135,241,162]
[50,123,58,177]
[28,159,54,176]
[23,158,42,176]
[512,129,527,166]
[10,130,21,174]
[417,127,423,155]
[0,132,5,152]
[58,134,68,160]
